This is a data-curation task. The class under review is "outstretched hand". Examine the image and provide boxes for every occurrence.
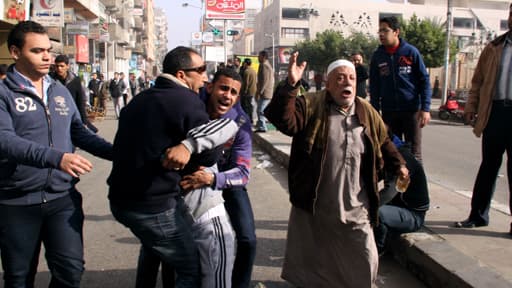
[287,52,307,87]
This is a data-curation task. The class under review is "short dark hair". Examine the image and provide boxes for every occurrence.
[212,67,242,84]
[243,58,252,65]
[162,46,200,75]
[54,54,69,64]
[0,64,8,75]
[8,21,47,50]
[380,16,400,31]
[259,50,268,59]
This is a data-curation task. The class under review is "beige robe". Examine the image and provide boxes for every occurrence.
[281,104,378,288]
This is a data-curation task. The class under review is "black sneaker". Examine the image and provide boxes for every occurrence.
[454,218,488,228]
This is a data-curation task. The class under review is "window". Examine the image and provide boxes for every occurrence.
[282,8,302,19]
[453,18,474,29]
[281,28,308,39]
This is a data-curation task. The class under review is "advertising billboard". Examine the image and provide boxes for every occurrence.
[206,0,245,20]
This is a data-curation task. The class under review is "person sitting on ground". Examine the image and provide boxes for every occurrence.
[373,132,430,255]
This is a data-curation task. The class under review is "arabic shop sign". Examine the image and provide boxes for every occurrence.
[206,0,245,20]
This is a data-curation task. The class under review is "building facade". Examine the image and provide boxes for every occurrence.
[254,0,510,86]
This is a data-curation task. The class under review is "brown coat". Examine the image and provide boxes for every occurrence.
[242,66,257,96]
[466,32,508,137]
[265,82,405,224]
[256,59,274,99]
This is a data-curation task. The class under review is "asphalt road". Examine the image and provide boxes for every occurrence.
[4,110,426,287]
[422,118,509,213]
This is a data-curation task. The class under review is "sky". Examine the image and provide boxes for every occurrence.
[154,0,386,51]
[154,0,262,50]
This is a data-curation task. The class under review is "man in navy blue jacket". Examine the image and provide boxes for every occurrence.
[0,21,113,287]
[370,16,432,161]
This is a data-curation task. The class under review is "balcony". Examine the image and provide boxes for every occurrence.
[132,42,144,54]
[115,44,130,59]
[102,0,122,13]
[133,16,143,31]
[108,23,129,44]
[133,0,143,8]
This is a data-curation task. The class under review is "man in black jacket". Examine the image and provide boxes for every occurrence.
[52,54,98,133]
[374,135,430,255]
[108,46,234,287]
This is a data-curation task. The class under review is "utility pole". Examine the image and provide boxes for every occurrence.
[441,0,453,105]
[224,19,228,64]
[264,33,275,70]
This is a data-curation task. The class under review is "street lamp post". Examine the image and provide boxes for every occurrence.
[264,33,275,71]
[182,1,205,58]
[441,0,453,105]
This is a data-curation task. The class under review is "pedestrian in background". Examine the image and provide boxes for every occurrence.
[129,72,139,97]
[88,72,100,107]
[265,52,407,287]
[369,16,432,161]
[97,73,108,113]
[255,50,274,133]
[352,51,369,98]
[119,71,129,106]
[455,3,512,234]
[241,58,257,125]
[52,54,98,133]
[109,72,123,119]
[0,20,112,287]
[314,72,323,91]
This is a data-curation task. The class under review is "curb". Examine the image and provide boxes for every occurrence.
[252,131,512,288]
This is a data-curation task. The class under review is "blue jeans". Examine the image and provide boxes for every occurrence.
[0,192,85,288]
[256,98,270,131]
[110,198,200,288]
[373,205,425,251]
[223,187,256,288]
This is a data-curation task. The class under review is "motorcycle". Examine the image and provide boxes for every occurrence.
[438,90,467,121]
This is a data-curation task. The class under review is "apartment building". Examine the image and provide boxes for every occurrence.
[254,0,510,86]
[0,0,161,82]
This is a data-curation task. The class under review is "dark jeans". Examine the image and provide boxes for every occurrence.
[373,205,425,251]
[110,198,200,288]
[223,187,256,288]
[241,95,254,124]
[469,102,512,224]
[0,192,85,288]
[136,247,175,288]
[382,111,422,161]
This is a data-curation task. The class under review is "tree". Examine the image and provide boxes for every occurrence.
[399,14,458,68]
[294,30,379,73]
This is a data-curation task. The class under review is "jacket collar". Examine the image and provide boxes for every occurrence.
[158,73,189,89]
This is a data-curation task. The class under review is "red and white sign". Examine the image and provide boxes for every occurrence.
[206,0,245,20]
[75,35,89,63]
[191,32,202,46]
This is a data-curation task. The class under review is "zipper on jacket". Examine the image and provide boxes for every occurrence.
[42,97,53,204]
[390,54,399,110]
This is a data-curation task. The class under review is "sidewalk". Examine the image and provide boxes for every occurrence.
[252,128,512,288]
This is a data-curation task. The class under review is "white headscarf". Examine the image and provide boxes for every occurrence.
[326,59,355,76]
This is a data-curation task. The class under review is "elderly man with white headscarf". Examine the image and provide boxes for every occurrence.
[265,52,409,287]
